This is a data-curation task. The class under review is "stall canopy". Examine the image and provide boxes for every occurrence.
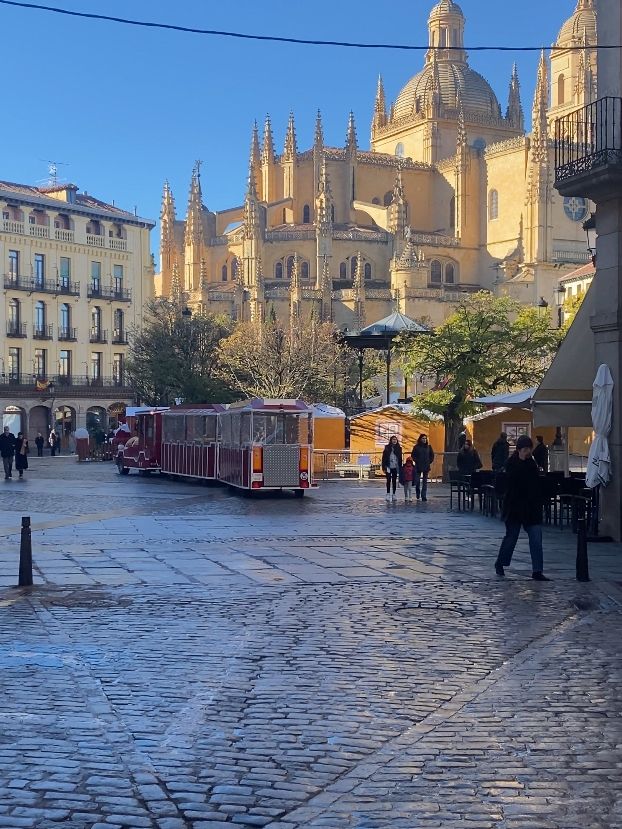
[532,281,595,427]
[472,388,537,409]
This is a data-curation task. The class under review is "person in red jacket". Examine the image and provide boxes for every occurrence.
[401,456,415,503]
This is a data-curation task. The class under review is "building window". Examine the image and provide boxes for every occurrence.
[59,349,71,378]
[59,256,70,289]
[445,263,455,285]
[383,191,393,207]
[91,307,102,337]
[8,347,20,380]
[221,264,228,282]
[114,309,124,341]
[60,303,71,336]
[91,261,101,294]
[303,204,311,224]
[35,253,45,288]
[488,189,499,221]
[35,301,46,334]
[8,298,20,326]
[430,260,442,285]
[113,353,124,385]
[113,264,124,296]
[395,143,405,158]
[449,196,456,231]
[275,261,283,279]
[34,348,46,379]
[286,256,295,280]
[364,262,372,281]
[340,262,347,280]
[301,261,310,280]
[91,352,102,381]
[8,250,19,279]
[558,73,565,106]
[350,258,358,280]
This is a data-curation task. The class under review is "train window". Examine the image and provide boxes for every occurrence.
[163,415,185,442]
[258,414,283,445]
[284,415,302,444]
[230,414,241,445]
[186,416,200,442]
[240,413,252,444]
[220,416,232,445]
[202,416,216,443]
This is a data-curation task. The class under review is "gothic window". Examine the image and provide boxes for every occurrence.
[488,189,499,221]
[339,262,347,280]
[301,261,310,280]
[445,263,455,285]
[303,204,311,224]
[395,143,405,158]
[430,260,442,285]
[221,264,228,282]
[557,74,566,106]
[231,258,239,280]
[449,196,456,231]
[275,261,283,280]
[364,263,372,281]
[372,197,381,205]
[287,255,295,279]
[383,191,393,207]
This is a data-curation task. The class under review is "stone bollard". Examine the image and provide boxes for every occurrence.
[18,516,33,587]
[576,515,590,582]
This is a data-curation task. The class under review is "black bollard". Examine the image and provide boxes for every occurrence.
[576,515,590,582]
[18,516,33,587]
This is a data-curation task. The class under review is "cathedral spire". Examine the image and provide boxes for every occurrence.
[262,114,275,165]
[314,109,324,150]
[371,75,387,141]
[354,251,366,330]
[426,49,442,117]
[456,94,467,150]
[283,111,298,161]
[160,180,176,271]
[531,50,549,163]
[506,63,525,131]
[184,162,204,249]
[345,111,358,155]
[250,120,261,174]
[290,253,302,324]
[169,260,181,303]
[316,155,334,235]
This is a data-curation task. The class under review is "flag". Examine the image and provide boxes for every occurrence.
[36,380,50,391]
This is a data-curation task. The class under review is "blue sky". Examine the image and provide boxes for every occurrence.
[1,0,574,236]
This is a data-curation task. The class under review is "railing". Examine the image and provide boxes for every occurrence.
[6,322,27,338]
[1,222,130,251]
[313,449,445,482]
[58,327,77,341]
[33,324,54,340]
[108,238,127,251]
[0,373,132,391]
[28,224,50,239]
[2,219,24,234]
[54,228,74,242]
[87,284,132,301]
[112,331,128,344]
[86,233,105,247]
[553,249,592,264]
[3,274,80,296]
[555,97,622,184]
[89,329,108,343]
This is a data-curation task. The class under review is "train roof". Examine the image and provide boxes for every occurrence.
[126,406,169,417]
[164,404,228,416]
[225,398,313,414]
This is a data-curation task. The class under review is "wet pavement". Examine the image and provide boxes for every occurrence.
[0,456,621,828]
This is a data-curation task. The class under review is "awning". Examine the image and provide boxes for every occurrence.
[472,388,537,408]
[532,280,595,427]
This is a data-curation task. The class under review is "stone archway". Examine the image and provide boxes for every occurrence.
[54,405,76,452]
[29,405,51,442]
[107,402,126,430]
[2,405,26,435]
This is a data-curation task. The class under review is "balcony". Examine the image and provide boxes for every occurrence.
[108,237,127,251]
[90,329,108,344]
[28,223,50,239]
[555,97,622,199]
[0,374,134,397]
[87,284,132,302]
[33,324,54,340]
[6,322,27,338]
[112,330,128,345]
[58,327,77,342]
[86,233,105,248]
[3,274,80,296]
[1,221,130,251]
[2,219,24,235]
[54,228,75,243]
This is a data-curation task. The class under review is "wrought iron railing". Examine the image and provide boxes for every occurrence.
[3,274,81,296]
[87,284,132,301]
[58,327,78,341]
[6,322,27,337]
[0,374,132,391]
[90,329,108,343]
[555,97,622,184]
[33,324,54,340]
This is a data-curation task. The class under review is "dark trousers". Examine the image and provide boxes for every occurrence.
[385,469,398,494]
[415,471,429,500]
[36,446,43,457]
[497,522,544,573]
[3,456,13,478]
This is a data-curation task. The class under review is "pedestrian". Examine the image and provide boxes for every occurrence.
[495,435,549,581]
[491,431,510,472]
[533,435,549,472]
[0,426,16,480]
[15,432,29,479]
[411,433,435,502]
[35,432,44,457]
[49,430,57,457]
[456,439,483,477]
[401,457,415,503]
[381,434,403,502]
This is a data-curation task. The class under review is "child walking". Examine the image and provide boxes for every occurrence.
[402,457,415,502]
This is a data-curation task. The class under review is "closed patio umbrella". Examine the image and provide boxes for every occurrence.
[586,364,614,489]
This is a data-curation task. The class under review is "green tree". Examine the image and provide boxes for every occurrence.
[395,292,559,452]
[126,298,234,405]
[560,291,585,335]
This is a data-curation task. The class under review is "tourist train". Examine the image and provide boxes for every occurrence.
[115,398,315,496]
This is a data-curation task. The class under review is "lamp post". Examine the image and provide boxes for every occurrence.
[583,213,597,265]
[554,285,566,329]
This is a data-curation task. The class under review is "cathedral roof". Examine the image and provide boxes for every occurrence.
[429,0,463,18]
[556,0,597,48]
[393,62,501,121]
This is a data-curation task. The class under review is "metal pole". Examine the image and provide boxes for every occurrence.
[358,350,364,410]
[18,516,33,587]
[576,514,590,582]
[386,343,391,406]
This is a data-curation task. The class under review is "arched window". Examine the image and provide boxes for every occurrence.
[395,143,405,158]
[557,73,565,106]
[449,196,456,230]
[303,204,311,224]
[35,301,46,331]
[231,258,239,281]
[91,306,101,335]
[221,264,228,282]
[287,255,295,279]
[364,263,372,281]
[114,309,124,339]
[350,258,357,280]
[372,197,381,205]
[275,261,283,279]
[488,189,499,221]
[339,262,347,280]
[430,260,442,285]
[383,191,393,207]
[301,261,310,280]
[60,302,71,331]
[445,263,455,285]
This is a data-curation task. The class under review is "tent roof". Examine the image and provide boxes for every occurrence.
[472,388,537,407]
[359,311,429,336]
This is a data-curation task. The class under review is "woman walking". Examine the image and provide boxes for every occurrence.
[411,434,435,502]
[15,432,29,479]
[381,435,403,502]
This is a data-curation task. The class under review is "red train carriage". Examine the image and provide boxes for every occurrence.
[217,398,314,496]
[116,407,169,474]
[160,405,225,479]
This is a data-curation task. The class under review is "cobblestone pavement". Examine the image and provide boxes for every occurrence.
[0,457,620,828]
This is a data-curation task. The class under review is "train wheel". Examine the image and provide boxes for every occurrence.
[117,459,129,476]
[294,489,305,498]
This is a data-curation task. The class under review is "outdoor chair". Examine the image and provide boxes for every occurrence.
[559,477,590,530]
[470,470,495,513]
[541,475,561,525]
[449,471,470,511]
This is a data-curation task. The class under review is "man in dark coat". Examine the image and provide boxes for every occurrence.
[532,435,549,472]
[491,432,510,472]
[35,432,45,457]
[495,435,548,581]
[456,440,483,476]
[0,426,16,480]
[411,434,435,502]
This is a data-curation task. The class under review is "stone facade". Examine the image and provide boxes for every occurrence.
[155,0,597,330]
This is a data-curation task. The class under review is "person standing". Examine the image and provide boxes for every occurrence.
[491,432,510,472]
[49,430,57,457]
[0,426,16,480]
[381,435,403,502]
[401,457,415,503]
[411,434,435,502]
[15,432,29,479]
[456,439,483,477]
[533,435,549,472]
[35,432,44,457]
[495,435,549,581]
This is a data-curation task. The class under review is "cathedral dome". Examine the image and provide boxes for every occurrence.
[393,62,502,121]
[556,0,597,48]
[429,0,463,19]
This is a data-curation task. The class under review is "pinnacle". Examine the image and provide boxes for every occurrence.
[314,109,324,148]
[346,111,358,151]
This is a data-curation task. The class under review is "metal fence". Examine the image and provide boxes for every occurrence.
[555,97,622,184]
[313,450,445,482]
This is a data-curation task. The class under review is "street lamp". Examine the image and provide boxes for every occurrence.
[181,307,192,319]
[554,285,566,328]
[583,213,597,264]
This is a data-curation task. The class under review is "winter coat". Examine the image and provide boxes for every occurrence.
[381,443,403,475]
[411,443,435,474]
[401,461,415,483]
[15,438,28,471]
[491,438,510,471]
[533,442,549,471]
[0,433,16,458]
[456,448,483,476]
[502,453,543,525]
[35,436,44,451]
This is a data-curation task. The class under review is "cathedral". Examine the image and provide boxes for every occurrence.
[155,0,597,330]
